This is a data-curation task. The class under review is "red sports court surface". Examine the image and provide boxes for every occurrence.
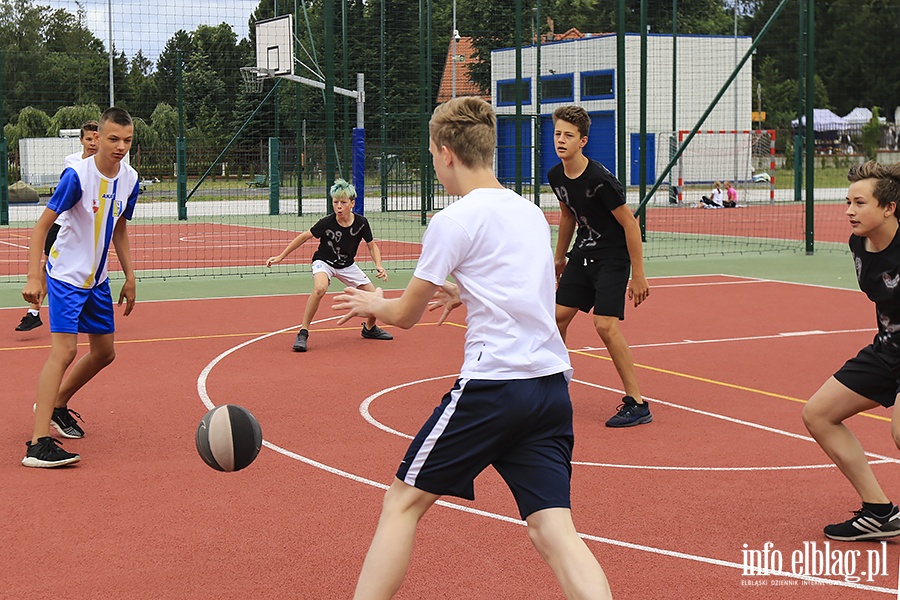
[2,274,898,598]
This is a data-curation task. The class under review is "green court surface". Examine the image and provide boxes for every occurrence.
[0,250,857,309]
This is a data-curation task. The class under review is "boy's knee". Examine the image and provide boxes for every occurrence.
[891,424,900,450]
[96,349,116,367]
[380,479,437,521]
[52,346,79,366]
[801,403,820,431]
[592,316,618,338]
[526,515,569,559]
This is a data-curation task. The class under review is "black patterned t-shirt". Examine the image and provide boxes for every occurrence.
[850,230,900,353]
[310,213,373,268]
[548,158,628,261]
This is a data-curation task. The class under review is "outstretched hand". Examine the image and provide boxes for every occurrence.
[333,286,384,325]
[426,282,462,325]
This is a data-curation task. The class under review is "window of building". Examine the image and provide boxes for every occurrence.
[497,79,532,106]
[541,74,574,103]
[581,70,615,100]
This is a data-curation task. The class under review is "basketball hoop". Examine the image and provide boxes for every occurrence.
[240,67,273,94]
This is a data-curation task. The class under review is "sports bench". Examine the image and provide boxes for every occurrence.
[247,174,267,188]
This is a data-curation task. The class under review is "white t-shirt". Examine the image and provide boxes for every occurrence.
[52,151,87,228]
[709,187,724,207]
[46,157,139,289]
[414,187,572,380]
[64,151,84,170]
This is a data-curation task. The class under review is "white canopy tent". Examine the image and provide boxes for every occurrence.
[791,109,849,132]
[843,107,887,132]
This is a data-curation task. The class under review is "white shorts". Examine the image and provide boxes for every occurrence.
[311,260,372,288]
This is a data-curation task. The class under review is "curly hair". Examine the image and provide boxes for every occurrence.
[848,161,900,209]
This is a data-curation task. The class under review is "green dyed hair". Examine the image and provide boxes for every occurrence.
[330,178,357,200]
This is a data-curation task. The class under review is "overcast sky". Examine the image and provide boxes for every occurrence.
[44,0,261,65]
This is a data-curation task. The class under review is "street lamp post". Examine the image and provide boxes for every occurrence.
[108,0,114,107]
[452,0,459,98]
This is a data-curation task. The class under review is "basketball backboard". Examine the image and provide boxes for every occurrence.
[255,15,294,76]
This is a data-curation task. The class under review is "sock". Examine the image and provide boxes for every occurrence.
[28,309,39,316]
[863,502,895,518]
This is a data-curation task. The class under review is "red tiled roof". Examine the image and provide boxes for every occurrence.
[437,36,490,103]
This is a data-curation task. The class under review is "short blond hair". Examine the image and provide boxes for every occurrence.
[429,97,495,169]
[848,161,900,209]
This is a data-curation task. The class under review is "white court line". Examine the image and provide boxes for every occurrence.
[196,331,897,594]
[577,326,876,352]
[358,375,900,470]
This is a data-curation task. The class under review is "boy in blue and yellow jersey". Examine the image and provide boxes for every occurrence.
[20,107,139,468]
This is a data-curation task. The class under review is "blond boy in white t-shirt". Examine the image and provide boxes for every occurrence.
[15,120,98,332]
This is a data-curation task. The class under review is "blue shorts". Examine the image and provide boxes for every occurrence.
[557,256,631,319]
[397,373,574,519]
[47,277,116,335]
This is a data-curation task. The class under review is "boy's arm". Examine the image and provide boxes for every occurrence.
[365,240,388,281]
[554,203,576,277]
[333,276,439,329]
[112,217,137,316]
[611,204,649,307]
[22,209,58,304]
[267,230,314,267]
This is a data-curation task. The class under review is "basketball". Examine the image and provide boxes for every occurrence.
[195,405,263,472]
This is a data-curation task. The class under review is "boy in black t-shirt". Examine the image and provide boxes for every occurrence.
[549,105,651,427]
[803,161,900,541]
[266,179,393,351]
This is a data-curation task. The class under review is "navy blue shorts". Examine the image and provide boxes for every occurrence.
[396,373,574,520]
[834,344,900,408]
[556,256,630,319]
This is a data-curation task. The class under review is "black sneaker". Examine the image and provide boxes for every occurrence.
[15,312,43,331]
[22,436,81,468]
[292,329,309,352]
[824,505,900,541]
[50,406,85,439]
[361,323,393,340]
[605,396,652,427]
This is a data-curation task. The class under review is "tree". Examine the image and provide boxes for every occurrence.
[4,106,51,160]
[150,103,179,146]
[154,30,195,110]
[48,104,103,134]
[859,107,885,161]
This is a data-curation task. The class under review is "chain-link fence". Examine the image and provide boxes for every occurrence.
[2,0,899,281]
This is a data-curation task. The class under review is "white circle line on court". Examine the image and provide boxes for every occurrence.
[358,375,900,471]
[196,330,897,594]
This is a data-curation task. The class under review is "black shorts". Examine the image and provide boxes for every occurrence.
[44,223,61,256]
[396,373,574,520]
[833,344,900,408]
[556,256,630,319]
